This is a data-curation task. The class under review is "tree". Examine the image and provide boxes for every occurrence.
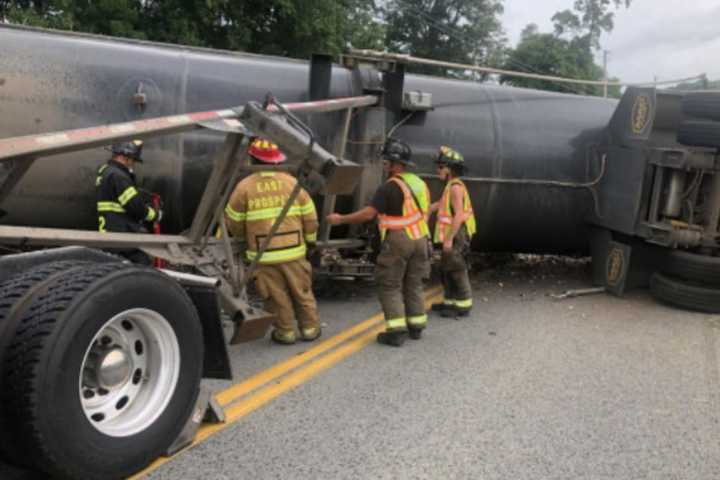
[1,0,76,29]
[239,0,385,58]
[501,28,602,95]
[552,0,631,51]
[382,0,506,77]
[1,0,385,59]
[500,1,631,97]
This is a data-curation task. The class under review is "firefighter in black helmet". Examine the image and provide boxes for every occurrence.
[96,140,161,263]
[327,138,431,347]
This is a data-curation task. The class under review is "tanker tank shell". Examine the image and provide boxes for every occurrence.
[0,24,618,254]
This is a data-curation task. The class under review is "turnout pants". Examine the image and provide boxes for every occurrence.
[254,258,320,333]
[375,230,430,332]
[440,227,473,311]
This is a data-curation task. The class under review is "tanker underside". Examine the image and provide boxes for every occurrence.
[584,88,720,312]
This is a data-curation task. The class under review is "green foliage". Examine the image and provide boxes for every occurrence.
[552,0,632,51]
[501,1,632,96]
[1,0,75,29]
[382,0,506,77]
[0,0,386,58]
[501,30,602,95]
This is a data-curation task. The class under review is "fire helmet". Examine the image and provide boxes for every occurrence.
[436,145,464,166]
[381,138,414,166]
[111,139,144,162]
[249,138,286,164]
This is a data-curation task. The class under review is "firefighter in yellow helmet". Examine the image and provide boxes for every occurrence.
[327,138,431,347]
[224,139,321,345]
[430,146,476,317]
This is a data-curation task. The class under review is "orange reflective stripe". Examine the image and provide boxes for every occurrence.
[378,177,429,240]
[434,178,475,243]
[378,210,423,229]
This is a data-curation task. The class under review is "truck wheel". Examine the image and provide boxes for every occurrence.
[681,92,720,122]
[0,262,204,479]
[677,120,720,149]
[649,272,720,313]
[658,249,720,286]
[0,261,92,466]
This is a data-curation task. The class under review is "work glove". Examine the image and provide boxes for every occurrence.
[306,242,321,266]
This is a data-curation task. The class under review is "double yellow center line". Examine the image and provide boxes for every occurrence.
[132,286,443,479]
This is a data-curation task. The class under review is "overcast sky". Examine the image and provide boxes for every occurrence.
[501,0,720,85]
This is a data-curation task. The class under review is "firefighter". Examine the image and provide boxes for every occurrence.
[224,138,321,345]
[327,138,430,347]
[96,140,161,264]
[430,146,476,317]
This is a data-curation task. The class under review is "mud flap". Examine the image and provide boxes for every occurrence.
[590,228,662,296]
[184,285,233,380]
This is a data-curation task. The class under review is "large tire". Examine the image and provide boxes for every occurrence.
[681,92,720,122]
[0,263,204,479]
[649,272,720,313]
[677,120,720,149]
[658,249,720,286]
[0,261,91,466]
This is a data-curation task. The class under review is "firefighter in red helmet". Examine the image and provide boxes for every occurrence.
[225,138,321,345]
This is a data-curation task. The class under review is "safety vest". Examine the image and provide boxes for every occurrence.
[377,176,429,241]
[224,172,318,264]
[434,178,476,243]
[398,172,431,219]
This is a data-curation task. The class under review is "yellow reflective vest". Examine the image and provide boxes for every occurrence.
[377,175,430,241]
[398,172,431,221]
[434,178,476,243]
[224,172,318,264]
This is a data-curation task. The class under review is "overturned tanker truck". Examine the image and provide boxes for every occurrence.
[2,23,720,478]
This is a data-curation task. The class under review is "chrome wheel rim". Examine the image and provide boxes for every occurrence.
[79,308,181,437]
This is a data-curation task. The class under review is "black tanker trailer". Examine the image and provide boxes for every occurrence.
[2,23,720,479]
[0,24,615,253]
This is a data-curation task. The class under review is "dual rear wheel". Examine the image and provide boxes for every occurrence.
[650,249,720,313]
[0,261,203,479]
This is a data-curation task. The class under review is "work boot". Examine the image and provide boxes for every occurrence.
[270,328,297,345]
[440,307,470,319]
[408,327,423,340]
[431,302,453,312]
[300,326,322,342]
[376,330,407,347]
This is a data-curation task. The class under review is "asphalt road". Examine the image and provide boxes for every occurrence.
[1,256,717,479]
[140,257,720,480]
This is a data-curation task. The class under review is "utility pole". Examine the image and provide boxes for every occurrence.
[602,50,609,98]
